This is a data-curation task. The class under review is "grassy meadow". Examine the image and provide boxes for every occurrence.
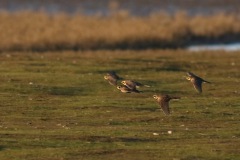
[0,11,240,51]
[0,50,240,159]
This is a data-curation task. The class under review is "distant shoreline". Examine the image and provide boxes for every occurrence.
[0,0,240,16]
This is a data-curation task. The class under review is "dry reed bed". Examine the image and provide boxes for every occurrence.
[0,11,240,51]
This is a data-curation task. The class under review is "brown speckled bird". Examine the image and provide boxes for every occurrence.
[153,94,180,115]
[104,71,123,86]
[117,85,140,93]
[121,80,144,93]
[186,72,211,93]
[121,80,150,89]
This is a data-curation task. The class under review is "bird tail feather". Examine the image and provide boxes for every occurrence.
[204,80,211,84]
[171,97,181,100]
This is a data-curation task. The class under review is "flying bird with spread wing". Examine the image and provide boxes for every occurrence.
[153,94,180,115]
[186,72,211,93]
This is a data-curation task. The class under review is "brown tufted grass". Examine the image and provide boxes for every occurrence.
[0,11,240,51]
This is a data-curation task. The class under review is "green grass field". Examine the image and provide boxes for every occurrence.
[0,50,240,160]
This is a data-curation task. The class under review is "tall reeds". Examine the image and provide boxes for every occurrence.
[0,10,240,51]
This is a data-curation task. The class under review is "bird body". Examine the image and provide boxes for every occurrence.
[117,85,132,93]
[121,80,150,90]
[186,72,210,93]
[104,71,123,86]
[104,75,118,86]
[153,94,180,115]
[117,85,141,93]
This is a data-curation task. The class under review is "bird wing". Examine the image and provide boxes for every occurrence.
[133,81,150,87]
[192,79,203,93]
[132,89,141,93]
[125,80,137,90]
[107,71,122,80]
[133,81,144,87]
[187,72,195,77]
[118,77,124,80]
[158,98,170,115]
[108,77,117,86]
[107,71,116,76]
[203,79,211,84]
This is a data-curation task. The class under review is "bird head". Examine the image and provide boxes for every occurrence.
[153,95,159,100]
[104,76,108,80]
[117,86,121,90]
[121,81,126,85]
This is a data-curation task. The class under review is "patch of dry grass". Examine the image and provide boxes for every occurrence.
[0,10,240,51]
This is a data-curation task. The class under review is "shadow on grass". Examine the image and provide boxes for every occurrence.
[142,80,159,86]
[76,105,159,113]
[33,106,58,110]
[26,63,47,66]
[182,156,204,160]
[155,67,186,72]
[42,86,86,96]
[116,58,163,64]
[150,89,187,95]
[0,146,6,151]
[66,149,128,156]
[80,135,157,142]
[5,84,86,96]
[0,134,155,143]
[126,116,163,123]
